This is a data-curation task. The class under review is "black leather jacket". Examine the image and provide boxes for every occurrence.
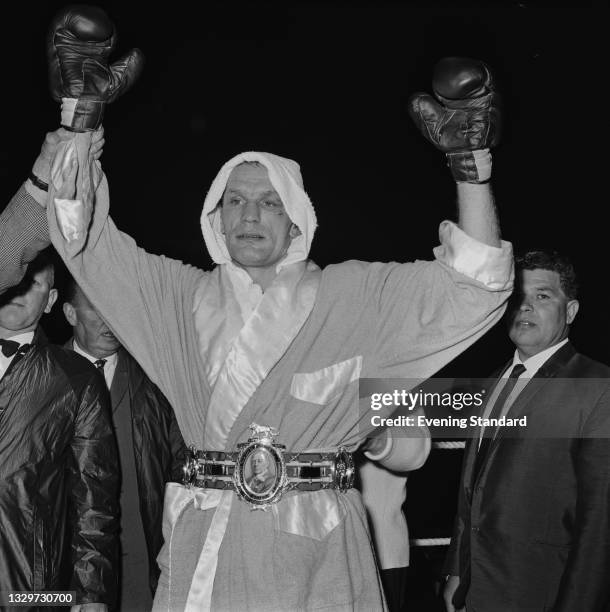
[0,330,119,608]
[120,348,186,594]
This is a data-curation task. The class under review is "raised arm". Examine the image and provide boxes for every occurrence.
[361,58,506,462]
[0,129,104,294]
[409,56,502,247]
[0,188,51,293]
[457,182,500,247]
[2,125,206,448]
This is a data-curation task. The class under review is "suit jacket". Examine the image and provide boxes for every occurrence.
[446,342,610,612]
[66,341,187,595]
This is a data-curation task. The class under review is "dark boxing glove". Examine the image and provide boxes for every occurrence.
[47,5,144,131]
[408,57,501,183]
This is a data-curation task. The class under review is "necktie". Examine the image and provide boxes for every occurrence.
[94,358,107,371]
[474,363,526,478]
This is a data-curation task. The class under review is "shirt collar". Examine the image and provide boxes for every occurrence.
[0,331,35,345]
[72,338,118,368]
[511,338,569,377]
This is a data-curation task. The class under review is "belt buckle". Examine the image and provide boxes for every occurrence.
[332,447,355,492]
[182,446,200,488]
[234,424,286,510]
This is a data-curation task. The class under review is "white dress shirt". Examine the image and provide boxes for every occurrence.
[0,331,35,379]
[479,338,569,442]
[72,339,118,389]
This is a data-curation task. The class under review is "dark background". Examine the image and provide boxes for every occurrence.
[1,0,607,601]
[2,0,607,363]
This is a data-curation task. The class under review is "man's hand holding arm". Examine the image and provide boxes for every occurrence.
[26,129,75,205]
[26,129,105,205]
[0,128,104,295]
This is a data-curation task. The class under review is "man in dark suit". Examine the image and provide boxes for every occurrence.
[62,278,186,611]
[444,250,610,612]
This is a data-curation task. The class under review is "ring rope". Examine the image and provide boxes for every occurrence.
[410,537,451,546]
[407,441,464,547]
[431,441,465,449]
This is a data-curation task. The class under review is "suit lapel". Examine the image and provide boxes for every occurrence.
[464,369,509,492]
[476,343,577,483]
[110,348,131,410]
[495,342,576,431]
[65,338,135,412]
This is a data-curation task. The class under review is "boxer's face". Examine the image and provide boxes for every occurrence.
[221,163,299,272]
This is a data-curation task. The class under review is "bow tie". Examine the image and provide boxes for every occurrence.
[0,339,30,358]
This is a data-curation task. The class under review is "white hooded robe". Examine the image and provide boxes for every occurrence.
[46,142,513,611]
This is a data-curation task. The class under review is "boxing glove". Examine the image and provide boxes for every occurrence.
[408,57,501,183]
[47,5,144,131]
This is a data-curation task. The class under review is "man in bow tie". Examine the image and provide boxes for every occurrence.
[0,251,57,363]
[0,248,120,611]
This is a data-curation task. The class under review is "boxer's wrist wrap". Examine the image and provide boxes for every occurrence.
[447,148,492,184]
[61,98,105,132]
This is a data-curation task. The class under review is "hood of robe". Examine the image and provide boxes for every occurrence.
[200,152,317,271]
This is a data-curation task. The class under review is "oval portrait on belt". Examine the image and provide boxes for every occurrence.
[244,448,277,496]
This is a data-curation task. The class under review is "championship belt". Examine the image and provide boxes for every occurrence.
[183,423,355,510]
